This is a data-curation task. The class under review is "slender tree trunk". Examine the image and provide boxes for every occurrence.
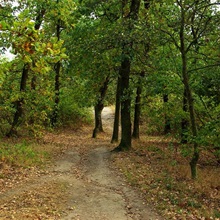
[132,76,142,139]
[92,76,110,138]
[111,77,121,143]
[51,61,61,126]
[163,94,171,134]
[180,4,199,179]
[51,17,62,126]
[181,88,189,143]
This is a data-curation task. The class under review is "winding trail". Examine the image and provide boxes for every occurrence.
[0,107,163,220]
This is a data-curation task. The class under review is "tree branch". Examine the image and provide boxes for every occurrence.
[160,29,181,51]
[188,63,220,73]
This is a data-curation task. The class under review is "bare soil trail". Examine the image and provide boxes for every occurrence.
[0,107,163,220]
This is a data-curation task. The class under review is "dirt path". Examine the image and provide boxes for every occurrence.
[0,107,163,220]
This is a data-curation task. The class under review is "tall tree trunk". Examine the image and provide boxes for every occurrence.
[92,76,110,138]
[114,0,141,151]
[111,77,121,143]
[181,88,189,143]
[180,4,199,179]
[132,75,142,139]
[51,61,61,126]
[51,17,62,126]
[117,57,132,150]
[163,94,171,134]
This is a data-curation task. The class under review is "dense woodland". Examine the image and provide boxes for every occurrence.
[0,0,220,180]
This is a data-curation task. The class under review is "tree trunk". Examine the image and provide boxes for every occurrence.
[111,77,121,143]
[117,57,132,150]
[51,17,62,126]
[132,76,142,139]
[7,65,29,136]
[113,0,141,151]
[181,88,189,143]
[163,94,171,134]
[51,61,61,126]
[92,103,104,138]
[180,4,199,179]
[92,76,110,138]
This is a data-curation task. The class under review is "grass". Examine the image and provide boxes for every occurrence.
[112,134,220,219]
[0,140,50,168]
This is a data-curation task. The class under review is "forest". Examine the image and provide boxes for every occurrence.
[0,0,220,219]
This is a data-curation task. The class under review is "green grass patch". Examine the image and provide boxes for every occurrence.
[213,209,220,218]
[0,141,49,167]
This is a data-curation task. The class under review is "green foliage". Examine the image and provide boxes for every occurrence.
[142,93,185,135]
[58,85,93,126]
[214,209,220,218]
[59,100,92,126]
[0,0,70,136]
[198,119,220,161]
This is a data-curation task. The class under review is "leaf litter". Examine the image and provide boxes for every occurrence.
[0,107,219,219]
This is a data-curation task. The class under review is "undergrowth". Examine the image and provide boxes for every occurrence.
[112,135,220,219]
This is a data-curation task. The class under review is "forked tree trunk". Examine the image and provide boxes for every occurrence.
[111,77,121,143]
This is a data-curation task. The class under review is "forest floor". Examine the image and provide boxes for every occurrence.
[0,107,162,220]
[0,107,219,220]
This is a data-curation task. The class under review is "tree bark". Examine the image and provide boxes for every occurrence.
[181,88,189,143]
[111,77,121,143]
[117,57,132,150]
[92,76,110,138]
[92,104,104,138]
[51,16,62,126]
[51,61,61,126]
[132,75,142,139]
